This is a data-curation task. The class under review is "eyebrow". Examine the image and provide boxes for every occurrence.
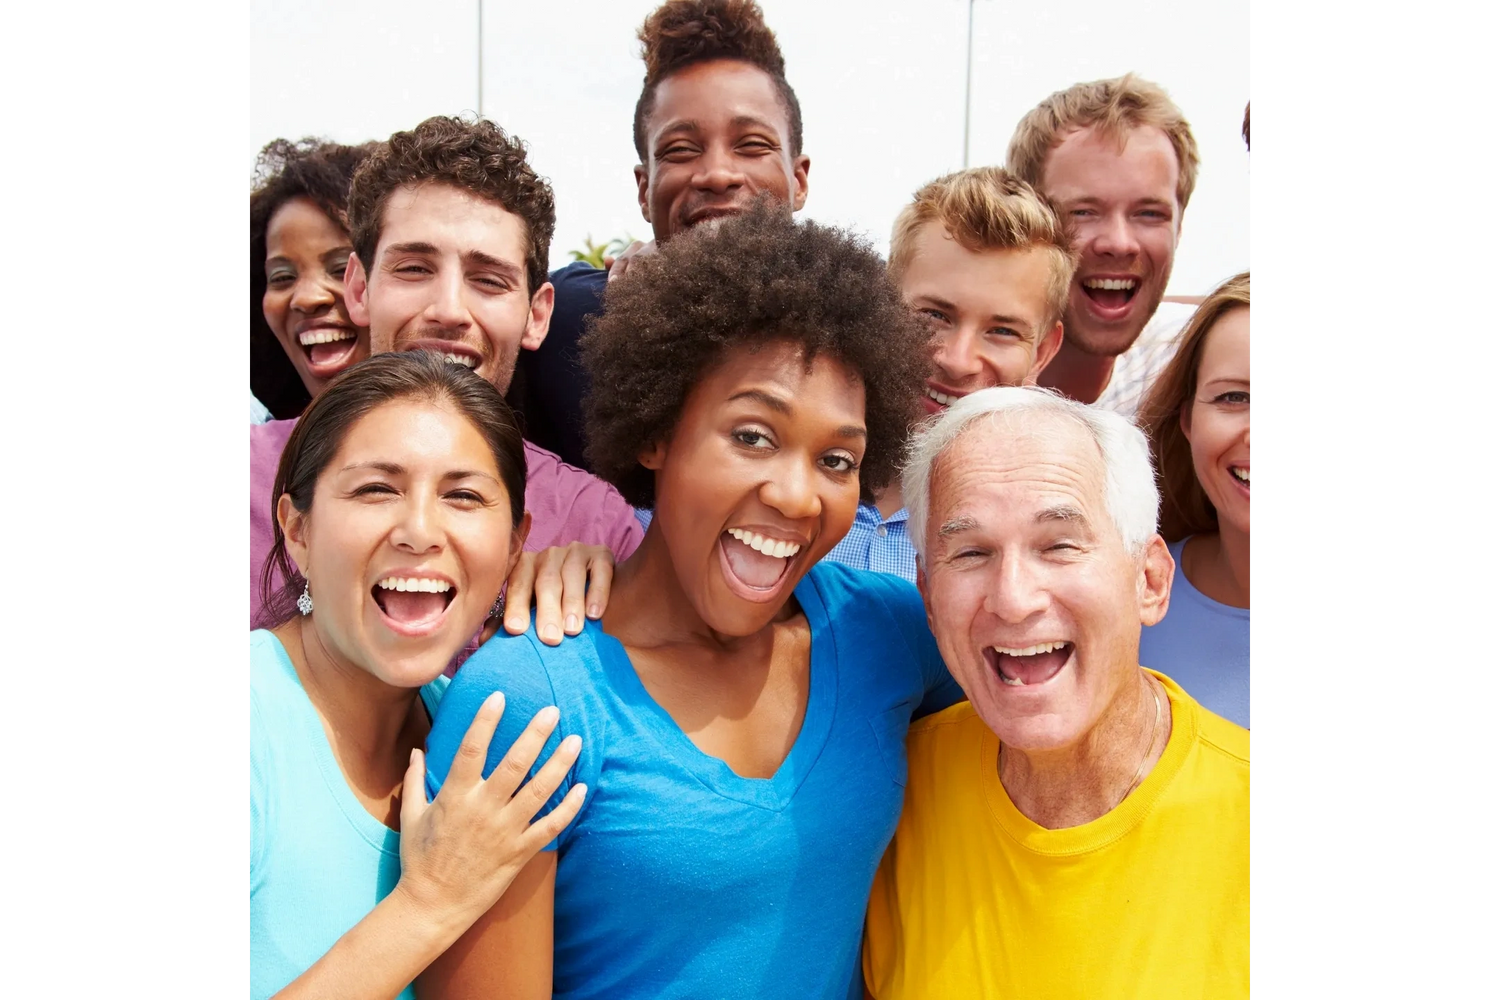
[338,461,499,484]
[727,389,866,440]
[914,296,1036,334]
[381,242,523,278]
[937,514,979,538]
[730,114,779,133]
[1036,503,1088,525]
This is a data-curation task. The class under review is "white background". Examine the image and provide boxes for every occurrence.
[250,0,1249,294]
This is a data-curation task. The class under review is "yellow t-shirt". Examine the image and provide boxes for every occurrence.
[863,671,1248,1000]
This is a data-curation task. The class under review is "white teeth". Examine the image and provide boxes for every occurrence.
[441,352,478,369]
[726,527,802,559]
[1083,277,1139,291]
[1230,467,1249,484]
[992,641,1069,657]
[298,328,356,345]
[376,577,453,593]
[927,387,960,406]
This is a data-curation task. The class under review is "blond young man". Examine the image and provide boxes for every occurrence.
[823,167,1074,582]
[1007,73,1202,415]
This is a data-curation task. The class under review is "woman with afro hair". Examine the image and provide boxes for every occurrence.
[420,201,965,999]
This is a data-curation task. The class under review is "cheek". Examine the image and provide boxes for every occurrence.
[263,290,289,334]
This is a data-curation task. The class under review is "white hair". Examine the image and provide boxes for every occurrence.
[902,386,1160,562]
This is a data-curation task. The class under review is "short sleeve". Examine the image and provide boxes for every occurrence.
[862,572,964,719]
[424,630,599,851]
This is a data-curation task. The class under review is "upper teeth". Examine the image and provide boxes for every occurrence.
[727,528,802,559]
[1084,278,1138,290]
[1231,467,1249,483]
[376,577,452,593]
[927,388,960,406]
[441,352,478,369]
[993,641,1068,657]
[299,328,356,345]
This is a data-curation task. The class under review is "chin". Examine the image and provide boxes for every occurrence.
[979,700,1090,753]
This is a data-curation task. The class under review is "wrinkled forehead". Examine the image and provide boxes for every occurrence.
[928,411,1108,524]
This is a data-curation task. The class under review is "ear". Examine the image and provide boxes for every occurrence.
[635,163,652,223]
[520,281,554,352]
[638,438,668,472]
[345,253,371,328]
[1136,534,1174,627]
[915,561,938,638]
[790,154,811,213]
[277,493,311,580]
[1028,320,1065,382]
[506,511,533,577]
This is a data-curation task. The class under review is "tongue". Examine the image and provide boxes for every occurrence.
[998,648,1069,685]
[309,338,354,365]
[1084,287,1132,310]
[379,590,448,625]
[722,535,786,589]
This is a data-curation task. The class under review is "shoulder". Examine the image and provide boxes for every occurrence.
[250,416,298,451]
[807,560,924,622]
[1194,703,1251,768]
[547,262,607,315]
[907,700,981,746]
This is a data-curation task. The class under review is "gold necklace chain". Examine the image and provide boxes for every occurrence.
[1116,675,1163,810]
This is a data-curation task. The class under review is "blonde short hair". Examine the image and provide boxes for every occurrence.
[1006,73,1200,213]
[888,167,1077,330]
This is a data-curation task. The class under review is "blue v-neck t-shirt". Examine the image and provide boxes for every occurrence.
[424,562,963,1000]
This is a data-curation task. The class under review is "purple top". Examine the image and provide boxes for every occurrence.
[250,417,643,630]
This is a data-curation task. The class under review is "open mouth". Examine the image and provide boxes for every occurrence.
[371,576,457,635]
[1230,465,1249,492]
[983,640,1073,687]
[717,528,803,603]
[401,343,482,372]
[298,326,360,374]
[1080,276,1140,313]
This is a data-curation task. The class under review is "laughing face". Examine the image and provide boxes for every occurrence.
[636,59,810,244]
[916,413,1171,751]
[641,339,865,637]
[279,397,526,687]
[899,221,1064,416]
[347,182,553,393]
[263,197,370,395]
[1183,306,1249,536]
[1041,125,1181,358]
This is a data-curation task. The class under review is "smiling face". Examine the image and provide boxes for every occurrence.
[899,221,1064,416]
[642,339,865,636]
[346,182,553,392]
[1041,125,1181,358]
[636,59,809,244]
[917,413,1171,751]
[280,397,525,687]
[263,197,370,394]
[1183,306,1250,536]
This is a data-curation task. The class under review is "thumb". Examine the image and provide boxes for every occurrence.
[400,747,429,830]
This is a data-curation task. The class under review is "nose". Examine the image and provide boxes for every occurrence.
[931,325,983,383]
[390,492,443,555]
[290,272,336,315]
[1091,210,1141,259]
[692,143,747,195]
[759,454,821,522]
[422,268,470,333]
[983,554,1049,625]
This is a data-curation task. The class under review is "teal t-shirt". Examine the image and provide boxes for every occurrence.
[249,630,447,1000]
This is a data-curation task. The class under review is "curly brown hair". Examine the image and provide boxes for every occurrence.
[632,0,803,161]
[1138,271,1250,543]
[250,137,378,419]
[581,200,928,508]
[347,116,555,297]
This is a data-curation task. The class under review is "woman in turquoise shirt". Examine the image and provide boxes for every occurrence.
[250,352,585,999]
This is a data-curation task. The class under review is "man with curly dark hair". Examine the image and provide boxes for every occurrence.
[420,203,966,1000]
[516,0,810,473]
[248,115,643,632]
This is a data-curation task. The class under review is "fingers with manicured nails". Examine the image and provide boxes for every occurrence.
[503,551,537,635]
[559,546,593,634]
[583,547,616,620]
[522,781,588,853]
[532,547,567,646]
[484,705,560,800]
[449,691,505,785]
[399,747,429,831]
[517,734,582,812]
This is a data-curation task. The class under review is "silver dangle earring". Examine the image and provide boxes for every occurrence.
[490,593,505,620]
[297,581,314,616]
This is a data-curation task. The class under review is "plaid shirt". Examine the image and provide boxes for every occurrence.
[636,504,919,584]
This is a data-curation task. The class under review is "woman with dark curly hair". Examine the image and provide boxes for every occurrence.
[1137,272,1250,726]
[251,137,377,419]
[420,202,965,1000]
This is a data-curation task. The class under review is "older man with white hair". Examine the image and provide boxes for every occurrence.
[861,386,1248,999]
